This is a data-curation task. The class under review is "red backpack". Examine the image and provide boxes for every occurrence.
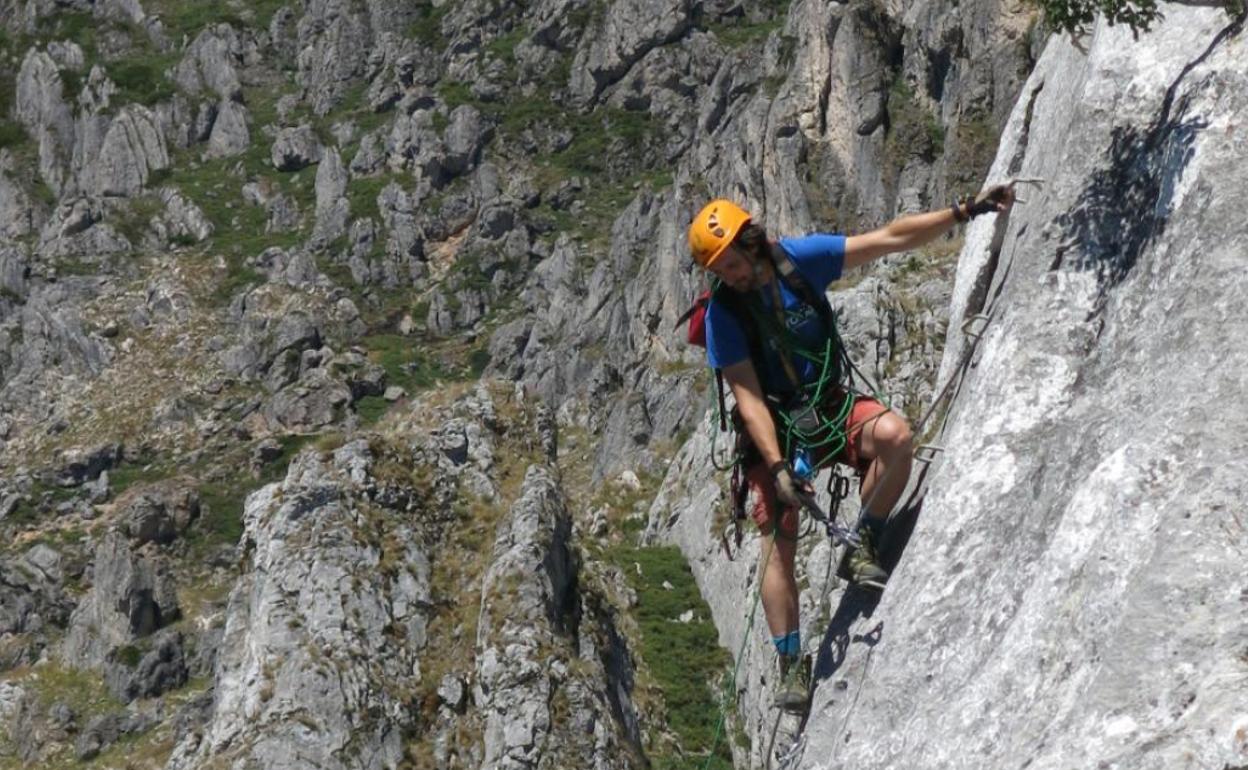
[676,289,713,349]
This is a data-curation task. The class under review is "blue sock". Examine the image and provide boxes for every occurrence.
[772,630,801,658]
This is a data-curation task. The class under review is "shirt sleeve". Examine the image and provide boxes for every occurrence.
[705,298,750,369]
[779,234,846,292]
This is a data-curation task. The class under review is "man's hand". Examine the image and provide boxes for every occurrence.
[770,462,812,509]
[961,183,1017,219]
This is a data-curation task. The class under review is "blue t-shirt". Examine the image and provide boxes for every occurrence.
[704,234,845,395]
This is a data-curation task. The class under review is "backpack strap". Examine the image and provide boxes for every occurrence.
[766,244,837,339]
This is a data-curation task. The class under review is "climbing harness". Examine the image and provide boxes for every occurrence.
[681,243,871,557]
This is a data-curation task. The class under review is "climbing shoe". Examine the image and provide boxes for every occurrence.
[775,655,811,714]
[842,525,889,591]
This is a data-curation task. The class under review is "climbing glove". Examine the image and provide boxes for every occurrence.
[953,183,1015,221]
[769,461,809,510]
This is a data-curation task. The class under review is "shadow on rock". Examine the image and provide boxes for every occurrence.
[812,469,928,684]
[1054,12,1245,314]
[813,587,882,684]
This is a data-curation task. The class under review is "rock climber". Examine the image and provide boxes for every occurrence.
[686,185,1014,712]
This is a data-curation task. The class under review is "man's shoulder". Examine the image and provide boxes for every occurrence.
[778,233,846,291]
[779,233,846,258]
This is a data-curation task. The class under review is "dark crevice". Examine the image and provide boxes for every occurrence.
[1007,80,1045,177]
[959,78,1044,328]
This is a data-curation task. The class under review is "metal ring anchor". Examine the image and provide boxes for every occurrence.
[960,313,990,340]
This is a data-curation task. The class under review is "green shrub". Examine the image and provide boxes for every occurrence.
[1033,0,1162,36]
[114,644,144,668]
[468,348,491,377]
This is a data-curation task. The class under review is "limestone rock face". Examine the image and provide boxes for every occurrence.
[205,99,250,158]
[0,157,41,240]
[568,0,693,106]
[312,147,350,244]
[15,50,75,195]
[0,286,112,408]
[165,440,431,770]
[0,544,70,645]
[61,533,181,671]
[270,125,324,171]
[791,10,1248,770]
[79,106,170,197]
[156,187,215,243]
[474,464,640,770]
[173,24,248,102]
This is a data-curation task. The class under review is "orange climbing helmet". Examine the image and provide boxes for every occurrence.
[688,199,751,268]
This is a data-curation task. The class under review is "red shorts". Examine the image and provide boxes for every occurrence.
[746,396,890,537]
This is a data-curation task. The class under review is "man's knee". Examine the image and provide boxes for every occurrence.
[874,414,914,456]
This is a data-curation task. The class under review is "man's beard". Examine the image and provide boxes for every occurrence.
[749,257,767,290]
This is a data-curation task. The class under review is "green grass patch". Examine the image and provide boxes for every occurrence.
[113,193,165,244]
[884,76,944,175]
[437,80,476,109]
[21,661,122,716]
[346,173,400,222]
[407,3,451,49]
[36,11,98,59]
[353,395,391,426]
[0,120,26,150]
[211,252,266,304]
[704,2,789,47]
[708,17,784,47]
[107,55,179,106]
[4,480,79,528]
[486,27,526,70]
[156,143,310,277]
[609,546,734,770]
[190,435,312,550]
[153,1,246,42]
[246,0,292,32]
[107,461,172,498]
[361,334,453,390]
[556,108,653,175]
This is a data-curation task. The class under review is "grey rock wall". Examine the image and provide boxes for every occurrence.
[793,8,1248,770]
[475,465,634,770]
[166,440,431,770]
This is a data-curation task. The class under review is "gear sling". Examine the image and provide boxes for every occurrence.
[677,245,857,555]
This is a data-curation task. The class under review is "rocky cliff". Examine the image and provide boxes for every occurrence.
[8,0,1241,769]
